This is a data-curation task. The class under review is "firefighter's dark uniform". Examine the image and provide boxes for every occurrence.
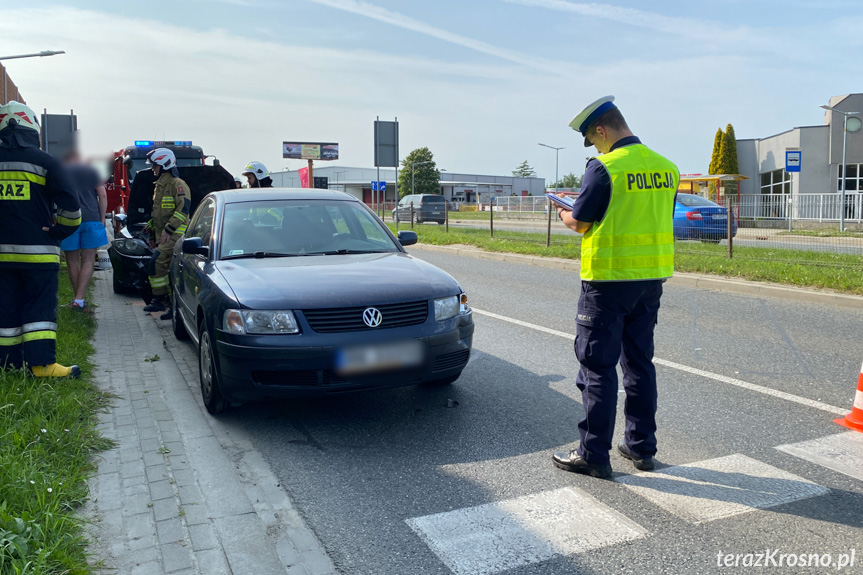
[0,125,81,369]
[147,172,190,297]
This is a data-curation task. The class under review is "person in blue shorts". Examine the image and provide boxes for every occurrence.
[60,148,108,312]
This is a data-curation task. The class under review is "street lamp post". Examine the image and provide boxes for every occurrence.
[538,143,565,193]
[821,104,861,232]
[334,170,347,191]
[0,50,65,61]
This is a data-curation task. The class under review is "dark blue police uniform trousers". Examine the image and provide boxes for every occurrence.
[0,267,59,368]
[574,279,663,465]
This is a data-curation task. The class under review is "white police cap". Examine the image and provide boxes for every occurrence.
[569,95,616,147]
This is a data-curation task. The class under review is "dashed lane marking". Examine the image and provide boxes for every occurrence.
[471,308,847,416]
[776,431,863,483]
[616,453,829,525]
[406,487,647,575]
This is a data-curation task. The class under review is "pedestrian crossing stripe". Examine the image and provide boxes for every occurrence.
[616,453,829,525]
[406,487,647,575]
[776,431,863,483]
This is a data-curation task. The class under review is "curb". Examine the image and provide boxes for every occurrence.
[409,243,863,310]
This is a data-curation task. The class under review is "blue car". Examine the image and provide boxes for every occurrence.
[169,189,474,414]
[673,193,737,243]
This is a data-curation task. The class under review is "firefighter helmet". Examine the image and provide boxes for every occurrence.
[146,148,177,171]
[0,101,40,133]
[242,161,269,180]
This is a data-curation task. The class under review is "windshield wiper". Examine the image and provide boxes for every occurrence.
[222,252,303,260]
[305,249,392,256]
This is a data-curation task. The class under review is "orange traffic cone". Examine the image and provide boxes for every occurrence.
[835,360,863,433]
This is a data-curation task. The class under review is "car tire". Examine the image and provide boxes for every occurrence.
[112,273,127,294]
[425,372,461,386]
[171,294,189,341]
[199,324,227,415]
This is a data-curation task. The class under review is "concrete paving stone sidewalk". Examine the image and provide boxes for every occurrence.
[82,271,337,575]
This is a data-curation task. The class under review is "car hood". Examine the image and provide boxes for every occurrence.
[214,252,460,309]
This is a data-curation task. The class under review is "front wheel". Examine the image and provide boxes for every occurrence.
[199,326,227,414]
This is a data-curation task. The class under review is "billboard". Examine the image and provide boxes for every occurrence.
[374,120,399,167]
[283,142,339,161]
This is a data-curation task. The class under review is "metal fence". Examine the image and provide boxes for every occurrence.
[738,193,863,223]
[491,196,552,213]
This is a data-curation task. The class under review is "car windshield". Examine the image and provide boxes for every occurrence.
[676,194,719,208]
[220,199,399,259]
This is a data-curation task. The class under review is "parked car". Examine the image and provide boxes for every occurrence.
[108,165,235,297]
[169,189,474,414]
[673,193,737,243]
[391,194,448,224]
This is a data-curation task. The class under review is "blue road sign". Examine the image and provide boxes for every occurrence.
[786,150,802,173]
[371,181,378,191]
[379,181,387,192]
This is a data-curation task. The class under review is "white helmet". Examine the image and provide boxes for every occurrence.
[0,101,40,133]
[242,161,269,180]
[146,148,177,170]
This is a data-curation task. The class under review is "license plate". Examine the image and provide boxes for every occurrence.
[431,211,442,215]
[711,214,727,220]
[335,340,424,375]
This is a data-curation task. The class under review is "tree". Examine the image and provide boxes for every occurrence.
[512,160,537,178]
[551,172,582,189]
[398,147,440,198]
[717,123,739,194]
[708,128,724,175]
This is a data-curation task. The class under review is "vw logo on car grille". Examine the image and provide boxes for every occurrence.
[363,307,383,328]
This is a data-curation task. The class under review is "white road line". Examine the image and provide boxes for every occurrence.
[471,308,848,416]
[776,432,863,482]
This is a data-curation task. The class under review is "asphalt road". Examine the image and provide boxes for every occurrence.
[223,248,863,575]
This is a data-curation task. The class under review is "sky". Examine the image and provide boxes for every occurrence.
[2,0,862,183]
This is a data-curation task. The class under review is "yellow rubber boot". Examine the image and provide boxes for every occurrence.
[31,363,82,379]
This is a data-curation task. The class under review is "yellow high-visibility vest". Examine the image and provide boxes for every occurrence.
[580,144,679,281]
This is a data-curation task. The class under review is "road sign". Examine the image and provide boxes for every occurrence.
[379,181,387,192]
[371,181,378,191]
[786,149,802,173]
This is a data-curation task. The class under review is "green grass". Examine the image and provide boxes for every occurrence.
[390,223,863,295]
[0,274,112,575]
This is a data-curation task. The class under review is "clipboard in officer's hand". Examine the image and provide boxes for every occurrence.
[545,193,576,211]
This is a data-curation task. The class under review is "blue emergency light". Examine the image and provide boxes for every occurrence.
[134,140,153,147]
[134,140,193,147]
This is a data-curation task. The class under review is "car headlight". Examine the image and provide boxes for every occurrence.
[435,292,469,322]
[111,238,149,256]
[223,309,300,334]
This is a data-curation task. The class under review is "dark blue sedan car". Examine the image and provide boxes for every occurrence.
[673,193,737,243]
[169,189,474,414]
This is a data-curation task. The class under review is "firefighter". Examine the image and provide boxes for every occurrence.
[242,161,272,188]
[0,101,82,378]
[142,148,190,318]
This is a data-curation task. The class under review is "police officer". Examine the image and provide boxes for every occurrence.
[242,161,272,188]
[0,101,82,378]
[142,148,190,317]
[552,96,679,478]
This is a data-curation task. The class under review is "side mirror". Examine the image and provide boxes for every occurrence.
[183,237,210,257]
[397,230,417,247]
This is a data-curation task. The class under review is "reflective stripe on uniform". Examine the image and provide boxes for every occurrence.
[149,275,170,288]
[0,335,22,346]
[0,243,61,264]
[0,327,23,337]
[22,322,58,333]
[0,170,47,185]
[172,212,188,223]
[0,162,48,177]
[22,331,56,342]
[56,208,82,227]
[174,224,188,235]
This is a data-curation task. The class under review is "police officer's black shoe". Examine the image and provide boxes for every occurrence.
[552,450,612,478]
[143,296,168,313]
[159,309,172,321]
[617,440,655,471]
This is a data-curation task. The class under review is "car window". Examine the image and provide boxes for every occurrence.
[220,200,399,258]
[421,195,445,204]
[677,194,718,208]
[188,199,215,246]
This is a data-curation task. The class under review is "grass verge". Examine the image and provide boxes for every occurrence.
[778,229,863,238]
[390,223,863,295]
[0,273,112,575]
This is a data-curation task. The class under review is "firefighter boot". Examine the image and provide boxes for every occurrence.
[143,295,169,313]
[31,363,82,379]
[159,297,173,321]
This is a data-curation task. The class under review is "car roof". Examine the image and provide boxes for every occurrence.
[214,188,361,204]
